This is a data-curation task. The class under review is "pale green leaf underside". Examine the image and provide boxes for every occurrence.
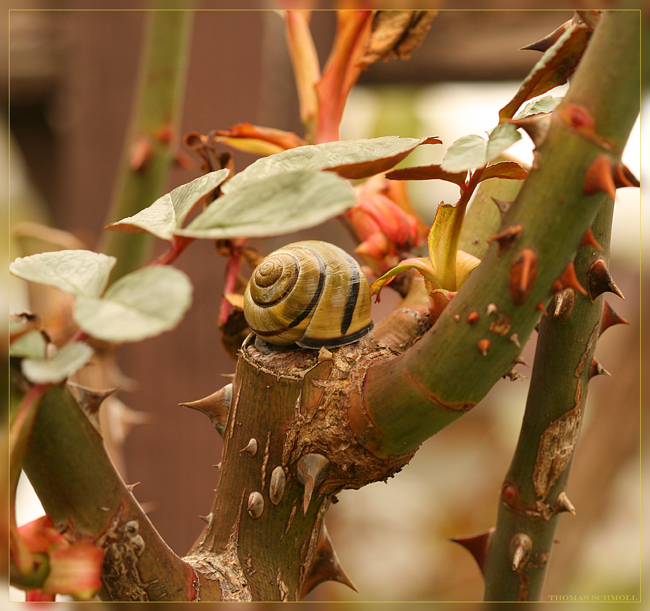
[441,124,521,173]
[176,170,356,239]
[10,330,47,360]
[106,169,230,240]
[21,342,94,384]
[515,95,562,119]
[9,250,116,298]
[75,266,192,342]
[222,136,425,193]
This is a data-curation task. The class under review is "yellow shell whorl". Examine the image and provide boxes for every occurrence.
[243,241,373,348]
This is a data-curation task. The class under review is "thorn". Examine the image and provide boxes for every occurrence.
[67,382,118,427]
[509,248,538,305]
[588,258,624,301]
[600,299,629,335]
[199,513,212,524]
[553,288,575,321]
[240,438,258,457]
[510,533,532,571]
[477,339,491,356]
[536,302,549,316]
[583,155,616,199]
[269,466,286,506]
[247,491,264,519]
[296,453,331,515]
[555,261,587,296]
[126,482,141,492]
[301,526,358,598]
[513,354,528,367]
[129,137,153,173]
[487,224,523,254]
[491,197,513,219]
[486,303,498,316]
[579,227,603,251]
[613,162,640,189]
[467,311,480,324]
[453,314,461,322]
[520,19,571,52]
[555,492,576,515]
[180,383,232,436]
[504,114,551,148]
[449,528,495,575]
[509,333,521,348]
[589,358,611,379]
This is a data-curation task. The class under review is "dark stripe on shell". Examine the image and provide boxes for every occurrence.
[340,252,361,335]
[298,322,374,348]
[288,247,326,329]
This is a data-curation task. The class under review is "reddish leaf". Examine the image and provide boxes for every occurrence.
[387,164,468,188]
[213,123,306,155]
[478,161,529,183]
[499,20,592,120]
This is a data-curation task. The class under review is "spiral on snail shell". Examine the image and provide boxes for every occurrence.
[243,240,373,348]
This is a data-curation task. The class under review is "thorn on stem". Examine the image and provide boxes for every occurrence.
[555,492,576,515]
[589,358,611,379]
[509,248,538,305]
[296,453,331,515]
[583,155,616,199]
[240,438,258,457]
[579,227,603,251]
[588,258,625,301]
[553,288,575,321]
[487,224,523,254]
[510,533,532,571]
[600,299,629,335]
[449,528,495,575]
[247,491,264,519]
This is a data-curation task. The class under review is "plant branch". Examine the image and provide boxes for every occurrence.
[351,10,640,458]
[99,9,193,284]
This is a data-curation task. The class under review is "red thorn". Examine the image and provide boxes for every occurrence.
[509,248,538,305]
[520,19,571,52]
[557,261,587,296]
[589,358,611,379]
[613,163,640,189]
[536,302,549,317]
[449,528,495,575]
[156,124,173,145]
[467,311,480,324]
[600,299,629,334]
[301,526,358,598]
[579,227,603,251]
[478,338,491,355]
[583,155,616,199]
[487,224,523,254]
[587,258,625,301]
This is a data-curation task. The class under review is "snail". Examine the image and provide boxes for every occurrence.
[243,240,373,348]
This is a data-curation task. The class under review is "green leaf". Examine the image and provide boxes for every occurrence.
[222,136,431,193]
[75,266,192,342]
[10,330,47,360]
[105,169,230,241]
[21,342,94,385]
[10,250,116,298]
[176,170,356,239]
[441,124,521,173]
[515,96,562,119]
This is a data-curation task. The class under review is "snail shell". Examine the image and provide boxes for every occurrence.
[243,240,373,348]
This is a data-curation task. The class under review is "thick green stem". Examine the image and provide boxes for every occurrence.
[355,10,640,457]
[99,9,193,283]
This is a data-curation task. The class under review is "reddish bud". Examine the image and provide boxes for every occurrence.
[467,311,480,324]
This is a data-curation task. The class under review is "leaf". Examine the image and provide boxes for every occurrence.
[515,96,562,119]
[22,342,94,385]
[10,250,116,298]
[105,169,230,241]
[371,257,438,298]
[222,137,435,193]
[499,21,592,120]
[478,161,528,183]
[176,171,356,239]
[441,124,521,173]
[74,266,192,343]
[386,164,468,188]
[10,330,47,360]
[213,123,307,156]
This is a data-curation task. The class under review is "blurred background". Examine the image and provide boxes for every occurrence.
[4,6,644,603]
